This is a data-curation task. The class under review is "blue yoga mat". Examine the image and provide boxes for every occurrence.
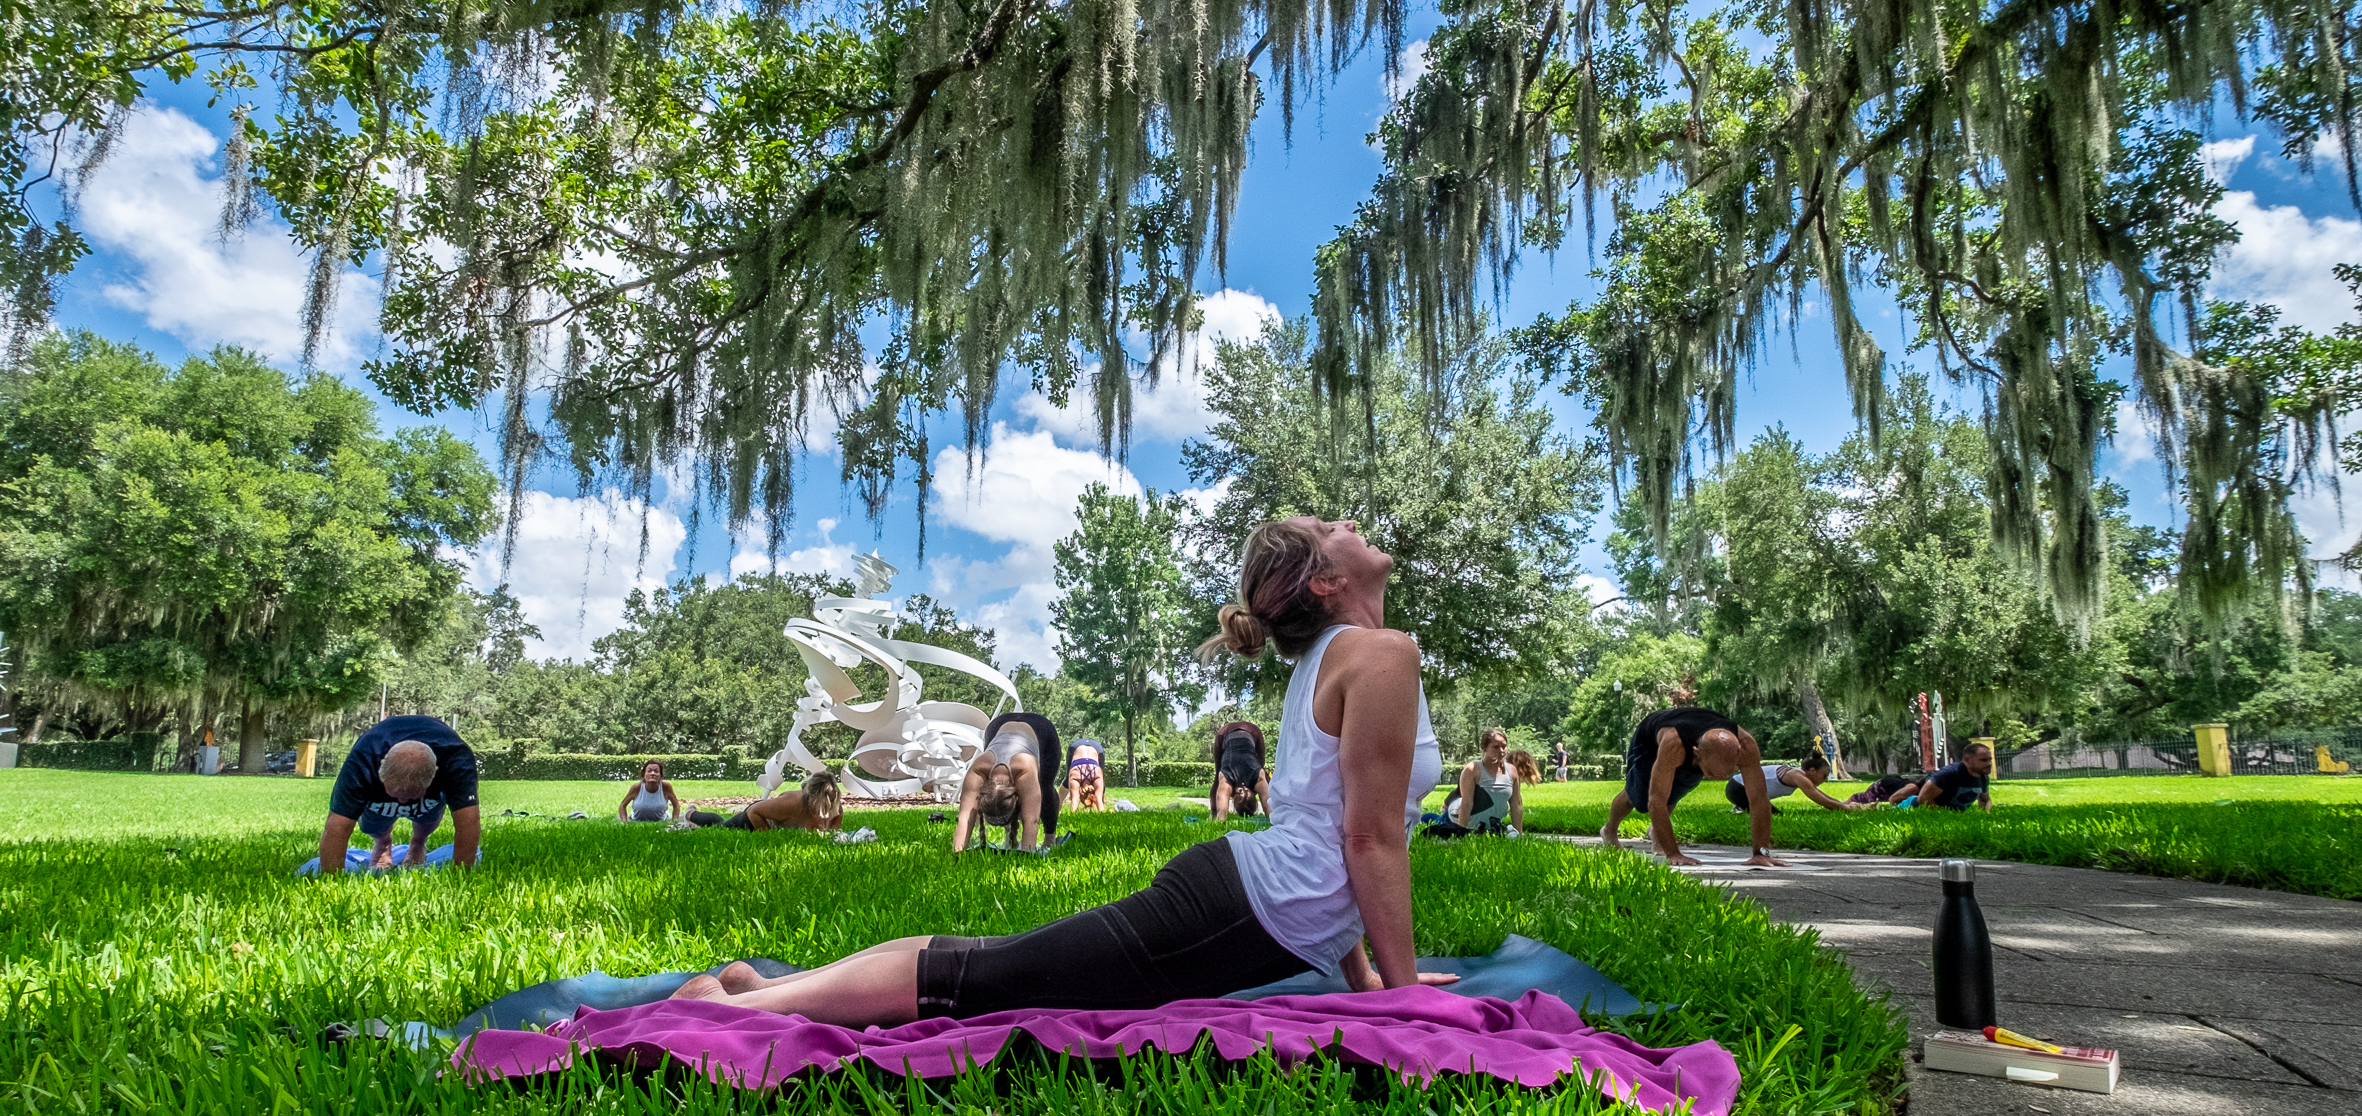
[295,843,472,876]
[1226,933,1651,1016]
[397,935,1646,1046]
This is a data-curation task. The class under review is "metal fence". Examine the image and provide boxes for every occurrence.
[1995,728,2362,779]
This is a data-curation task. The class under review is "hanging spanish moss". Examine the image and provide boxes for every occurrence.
[1316,0,2361,630]
[7,0,1408,561]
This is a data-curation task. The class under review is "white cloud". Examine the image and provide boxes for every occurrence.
[729,518,858,581]
[2293,475,2362,590]
[2200,135,2256,185]
[75,106,378,366]
[1577,573,1621,611]
[468,490,687,661]
[2211,191,2362,334]
[1016,288,1280,449]
[925,425,1147,669]
[1383,40,1432,103]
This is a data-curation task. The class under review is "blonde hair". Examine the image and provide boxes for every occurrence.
[1198,518,1336,662]
[1506,749,1543,786]
[801,770,843,820]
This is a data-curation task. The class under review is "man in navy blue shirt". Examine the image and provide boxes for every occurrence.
[317,715,482,874]
[1920,741,1996,811]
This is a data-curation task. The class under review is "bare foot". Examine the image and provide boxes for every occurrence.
[1598,822,1622,848]
[669,974,730,1002]
[714,960,767,994]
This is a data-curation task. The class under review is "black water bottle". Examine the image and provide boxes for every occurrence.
[1933,858,1996,1028]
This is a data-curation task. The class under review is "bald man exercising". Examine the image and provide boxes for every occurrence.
[1600,705,1786,867]
[316,715,481,874]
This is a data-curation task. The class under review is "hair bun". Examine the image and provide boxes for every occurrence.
[1204,603,1268,661]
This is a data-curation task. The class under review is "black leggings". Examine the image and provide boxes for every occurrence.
[915,838,1311,1018]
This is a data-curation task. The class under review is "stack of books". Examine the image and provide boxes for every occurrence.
[1923,1030,2120,1093]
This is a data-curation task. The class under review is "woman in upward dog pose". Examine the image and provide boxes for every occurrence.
[671,516,1456,1024]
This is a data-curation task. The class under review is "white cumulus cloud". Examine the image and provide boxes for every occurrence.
[1384,40,1433,103]
[74,105,378,367]
[2200,135,2256,184]
[2211,190,2362,335]
[729,518,859,581]
[1016,288,1281,450]
[924,425,1151,670]
[469,490,688,662]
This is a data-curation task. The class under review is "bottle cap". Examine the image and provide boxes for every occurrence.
[1939,858,1975,883]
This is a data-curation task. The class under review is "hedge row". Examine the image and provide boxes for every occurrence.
[1139,760,1218,787]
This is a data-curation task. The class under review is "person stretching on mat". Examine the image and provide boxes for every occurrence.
[1723,754,1864,813]
[702,769,844,831]
[316,715,481,874]
[1064,738,1109,811]
[1599,698,1787,867]
[1448,728,1529,833]
[1917,742,1996,810]
[1210,720,1271,820]
[951,712,1064,851]
[669,515,1456,1023]
[1845,773,1921,807]
[617,760,682,822]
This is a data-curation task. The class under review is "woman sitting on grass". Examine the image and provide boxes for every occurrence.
[951,712,1064,851]
[1064,738,1108,811]
[1436,730,1538,835]
[672,515,1456,1024]
[1209,721,1270,820]
[700,770,844,832]
[617,761,682,823]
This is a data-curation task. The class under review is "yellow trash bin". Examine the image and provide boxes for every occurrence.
[2193,723,2230,776]
[296,738,319,778]
[2319,745,2352,775]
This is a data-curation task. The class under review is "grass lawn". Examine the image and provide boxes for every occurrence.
[0,768,1906,1115]
[1513,774,2362,900]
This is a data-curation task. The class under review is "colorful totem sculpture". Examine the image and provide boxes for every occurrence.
[753,553,1022,800]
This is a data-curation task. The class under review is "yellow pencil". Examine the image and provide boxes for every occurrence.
[1984,1026,2065,1054]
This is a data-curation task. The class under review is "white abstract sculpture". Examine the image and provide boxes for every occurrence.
[755,553,1021,800]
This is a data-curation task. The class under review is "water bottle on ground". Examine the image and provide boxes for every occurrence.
[1933,858,1996,1029]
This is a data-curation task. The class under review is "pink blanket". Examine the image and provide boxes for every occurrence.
[454,986,1738,1114]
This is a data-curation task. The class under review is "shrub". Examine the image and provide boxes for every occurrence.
[16,736,169,771]
[1142,760,1217,787]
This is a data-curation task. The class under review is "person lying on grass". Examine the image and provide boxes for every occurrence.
[1722,754,1867,814]
[618,761,682,823]
[671,515,1458,1024]
[1599,699,1788,867]
[316,715,480,874]
[1210,720,1271,820]
[695,770,845,831]
[1917,743,1996,811]
[1844,773,1921,806]
[951,712,1064,852]
[1064,738,1109,811]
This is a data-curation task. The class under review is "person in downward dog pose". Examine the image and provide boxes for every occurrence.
[1209,721,1271,820]
[671,516,1456,1023]
[617,761,682,822]
[950,712,1064,851]
[701,770,845,832]
[315,715,481,874]
[1064,737,1109,811]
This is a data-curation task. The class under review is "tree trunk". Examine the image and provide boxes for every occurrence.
[174,699,202,772]
[22,707,47,745]
[237,698,269,776]
[1798,678,1848,779]
[1124,713,1138,788]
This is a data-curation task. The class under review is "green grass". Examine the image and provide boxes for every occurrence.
[1513,775,2362,900]
[0,770,1907,1115]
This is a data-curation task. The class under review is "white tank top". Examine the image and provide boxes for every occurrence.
[1226,625,1444,974]
[632,783,668,812]
[1732,763,1799,800]
[1466,759,1517,824]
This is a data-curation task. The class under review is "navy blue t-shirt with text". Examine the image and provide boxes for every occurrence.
[328,715,480,821]
[1920,760,1989,810]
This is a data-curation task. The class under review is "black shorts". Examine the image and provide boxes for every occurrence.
[915,838,1311,1018]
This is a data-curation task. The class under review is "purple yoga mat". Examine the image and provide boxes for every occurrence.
[453,986,1738,1114]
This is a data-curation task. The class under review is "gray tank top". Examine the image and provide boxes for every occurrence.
[987,730,1039,768]
[632,782,668,812]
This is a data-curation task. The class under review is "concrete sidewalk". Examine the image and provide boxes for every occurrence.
[1551,836,2361,1114]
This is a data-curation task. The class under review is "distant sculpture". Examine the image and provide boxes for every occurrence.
[755,554,1022,800]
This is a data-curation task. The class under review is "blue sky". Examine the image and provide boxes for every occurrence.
[38,16,2362,670]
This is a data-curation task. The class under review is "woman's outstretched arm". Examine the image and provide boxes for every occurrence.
[1017,759,1044,849]
[616,786,636,821]
[1452,762,1477,826]
[949,765,988,850]
[664,780,682,819]
[1211,774,1234,820]
[1328,628,1424,990]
